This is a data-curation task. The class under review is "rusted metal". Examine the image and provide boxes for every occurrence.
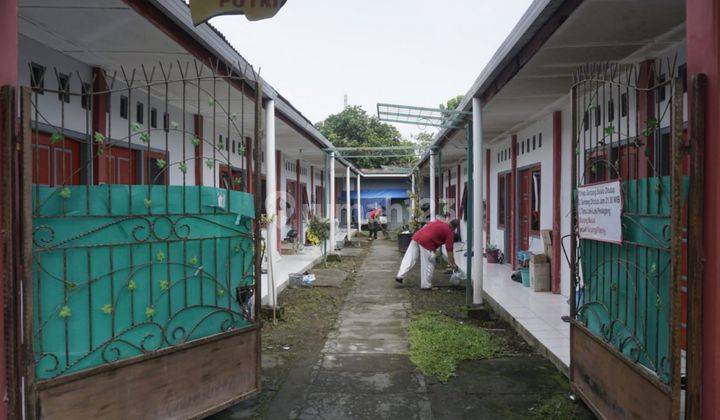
[20,86,37,419]
[569,85,578,389]
[685,73,707,420]
[669,77,684,419]
[1,85,20,420]
[571,322,672,419]
[253,76,263,393]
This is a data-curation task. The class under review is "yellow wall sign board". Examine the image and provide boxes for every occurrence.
[190,0,287,26]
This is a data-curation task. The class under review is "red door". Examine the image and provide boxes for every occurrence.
[219,165,243,191]
[519,169,531,251]
[108,147,136,185]
[32,132,82,186]
[315,186,324,217]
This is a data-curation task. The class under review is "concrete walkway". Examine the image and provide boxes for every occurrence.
[289,239,432,419]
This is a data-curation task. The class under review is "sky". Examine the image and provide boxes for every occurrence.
[212,1,534,139]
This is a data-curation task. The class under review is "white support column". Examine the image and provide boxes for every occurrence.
[430,151,436,220]
[472,98,484,305]
[329,153,336,250]
[356,173,362,232]
[346,167,352,235]
[264,99,278,305]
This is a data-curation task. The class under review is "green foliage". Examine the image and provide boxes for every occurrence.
[93,132,105,144]
[51,132,64,144]
[159,280,170,291]
[530,394,588,420]
[316,105,416,168]
[439,95,464,111]
[145,306,156,319]
[101,304,113,315]
[144,198,153,209]
[179,162,188,174]
[156,250,165,263]
[127,279,137,292]
[59,306,72,319]
[413,132,434,149]
[59,187,72,200]
[155,159,166,170]
[131,122,142,133]
[192,136,201,147]
[139,132,150,143]
[307,216,330,241]
[408,312,496,382]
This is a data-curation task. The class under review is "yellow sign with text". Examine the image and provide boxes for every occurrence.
[190,0,287,26]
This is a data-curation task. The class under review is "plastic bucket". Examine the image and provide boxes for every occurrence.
[398,232,412,253]
[520,267,530,287]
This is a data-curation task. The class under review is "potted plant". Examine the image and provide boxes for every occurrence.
[307,216,330,247]
[485,243,500,263]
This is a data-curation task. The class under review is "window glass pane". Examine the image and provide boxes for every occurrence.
[31,63,45,94]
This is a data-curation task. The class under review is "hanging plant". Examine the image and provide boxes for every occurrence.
[603,125,615,137]
[189,256,199,266]
[127,279,137,292]
[160,279,170,291]
[208,98,215,107]
[217,288,226,298]
[170,121,179,130]
[179,162,188,174]
[140,132,151,143]
[101,304,113,315]
[131,122,142,133]
[205,159,215,169]
[192,136,201,147]
[94,132,105,144]
[156,250,165,263]
[145,306,156,319]
[155,159,167,170]
[51,132,64,144]
[230,112,239,121]
[144,198,153,209]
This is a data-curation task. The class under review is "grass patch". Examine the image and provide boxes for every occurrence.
[530,394,591,419]
[408,312,496,382]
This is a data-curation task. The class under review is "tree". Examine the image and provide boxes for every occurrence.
[413,132,434,150]
[316,106,417,169]
[439,95,464,111]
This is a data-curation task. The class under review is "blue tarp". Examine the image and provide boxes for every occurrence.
[340,188,408,201]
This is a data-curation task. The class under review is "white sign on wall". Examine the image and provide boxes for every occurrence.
[578,180,623,244]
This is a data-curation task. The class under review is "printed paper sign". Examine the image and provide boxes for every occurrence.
[578,180,623,244]
[190,0,287,26]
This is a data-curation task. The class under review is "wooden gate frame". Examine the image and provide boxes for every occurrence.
[569,73,704,419]
[13,75,265,418]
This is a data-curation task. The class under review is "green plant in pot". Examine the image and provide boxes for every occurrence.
[307,216,330,246]
[485,243,500,263]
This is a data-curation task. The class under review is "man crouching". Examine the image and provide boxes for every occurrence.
[395,219,459,290]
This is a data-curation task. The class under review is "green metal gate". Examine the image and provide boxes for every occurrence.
[19,61,263,418]
[569,60,696,419]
